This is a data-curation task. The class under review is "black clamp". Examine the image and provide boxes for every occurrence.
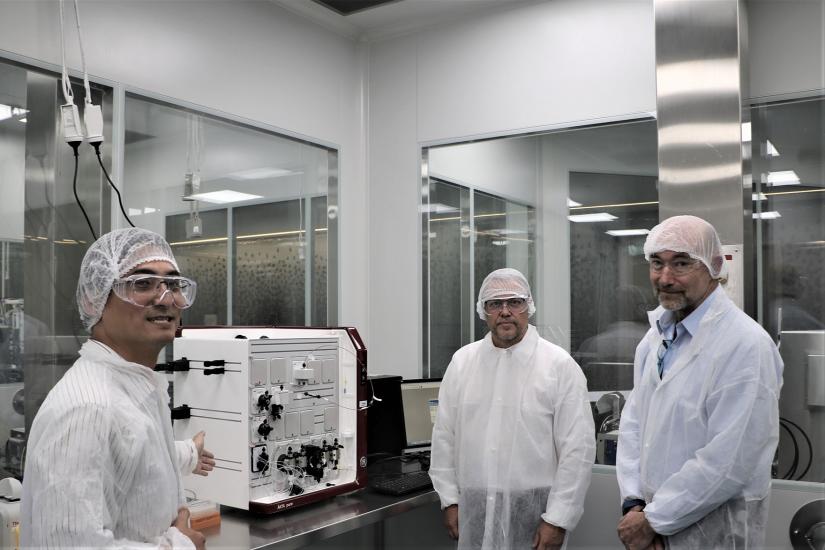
[154,357,190,373]
[171,404,191,420]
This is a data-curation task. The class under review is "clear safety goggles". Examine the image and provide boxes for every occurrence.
[483,296,529,315]
[112,274,197,309]
[649,256,703,276]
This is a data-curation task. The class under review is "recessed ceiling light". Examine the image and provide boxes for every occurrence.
[491,239,508,246]
[606,229,650,237]
[753,211,781,220]
[567,198,582,207]
[568,212,618,223]
[741,122,751,142]
[227,167,299,180]
[766,170,799,187]
[765,140,780,157]
[186,190,263,204]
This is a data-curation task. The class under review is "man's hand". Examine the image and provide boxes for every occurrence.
[192,431,215,476]
[443,504,459,540]
[173,507,206,550]
[617,509,658,550]
[532,520,566,550]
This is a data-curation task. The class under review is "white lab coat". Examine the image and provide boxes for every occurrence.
[21,340,199,549]
[430,325,595,549]
[617,288,783,548]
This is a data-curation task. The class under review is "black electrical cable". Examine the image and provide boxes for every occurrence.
[779,420,799,480]
[780,417,813,481]
[91,142,135,228]
[69,142,97,240]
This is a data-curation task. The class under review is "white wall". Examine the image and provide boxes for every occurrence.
[0,0,369,334]
[368,0,656,378]
[748,0,825,99]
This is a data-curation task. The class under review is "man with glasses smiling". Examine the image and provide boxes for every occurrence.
[22,228,215,549]
[616,216,783,550]
[430,268,595,550]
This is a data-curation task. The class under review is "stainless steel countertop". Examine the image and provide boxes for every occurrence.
[203,488,440,550]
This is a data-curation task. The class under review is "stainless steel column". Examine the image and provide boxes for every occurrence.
[654,0,752,311]
[655,0,750,242]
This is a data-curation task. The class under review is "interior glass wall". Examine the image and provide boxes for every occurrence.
[0,59,113,478]
[751,96,825,483]
[123,94,338,328]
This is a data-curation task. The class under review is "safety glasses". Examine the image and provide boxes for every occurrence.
[112,274,197,309]
[483,297,529,315]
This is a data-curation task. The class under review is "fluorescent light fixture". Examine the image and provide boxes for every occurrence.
[752,192,767,201]
[420,203,459,214]
[128,208,142,216]
[766,170,800,187]
[568,212,618,223]
[741,122,751,142]
[753,211,781,220]
[144,207,158,214]
[766,140,779,157]
[606,229,650,237]
[491,239,508,246]
[186,190,263,204]
[18,117,26,123]
[227,167,298,180]
[567,198,582,207]
[0,104,28,122]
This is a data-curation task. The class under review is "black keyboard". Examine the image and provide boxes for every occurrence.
[370,471,433,496]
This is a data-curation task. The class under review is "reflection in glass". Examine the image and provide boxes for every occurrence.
[424,179,470,377]
[124,94,338,329]
[752,96,824,483]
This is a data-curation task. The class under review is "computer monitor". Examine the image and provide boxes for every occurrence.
[400,379,441,449]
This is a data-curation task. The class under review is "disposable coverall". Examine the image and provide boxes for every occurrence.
[617,287,783,548]
[22,340,199,548]
[430,325,595,549]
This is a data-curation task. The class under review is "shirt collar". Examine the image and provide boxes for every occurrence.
[650,285,724,337]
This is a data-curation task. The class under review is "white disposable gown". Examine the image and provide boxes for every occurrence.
[617,288,783,548]
[430,325,595,549]
[22,340,199,548]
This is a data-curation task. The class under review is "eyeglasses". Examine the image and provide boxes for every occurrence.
[649,257,702,276]
[112,275,197,309]
[483,297,529,315]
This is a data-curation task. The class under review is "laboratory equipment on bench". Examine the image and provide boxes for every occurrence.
[169,326,368,514]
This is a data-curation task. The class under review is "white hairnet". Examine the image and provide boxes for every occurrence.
[476,268,536,319]
[643,215,727,280]
[76,228,179,331]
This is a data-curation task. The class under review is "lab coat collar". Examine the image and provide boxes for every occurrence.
[79,339,169,394]
[483,323,538,365]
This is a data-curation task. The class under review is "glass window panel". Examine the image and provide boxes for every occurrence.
[166,208,228,326]
[752,95,825,482]
[424,178,471,377]
[233,200,304,326]
[123,94,338,330]
[473,191,536,341]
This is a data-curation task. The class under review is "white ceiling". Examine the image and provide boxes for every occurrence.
[269,0,545,42]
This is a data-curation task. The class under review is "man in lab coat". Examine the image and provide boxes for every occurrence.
[22,228,215,549]
[430,268,595,550]
[616,216,783,549]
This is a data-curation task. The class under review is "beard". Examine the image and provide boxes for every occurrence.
[656,289,687,311]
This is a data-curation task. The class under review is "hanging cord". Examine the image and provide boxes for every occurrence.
[58,0,74,105]
[70,142,97,240]
[91,142,135,227]
[71,0,92,106]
